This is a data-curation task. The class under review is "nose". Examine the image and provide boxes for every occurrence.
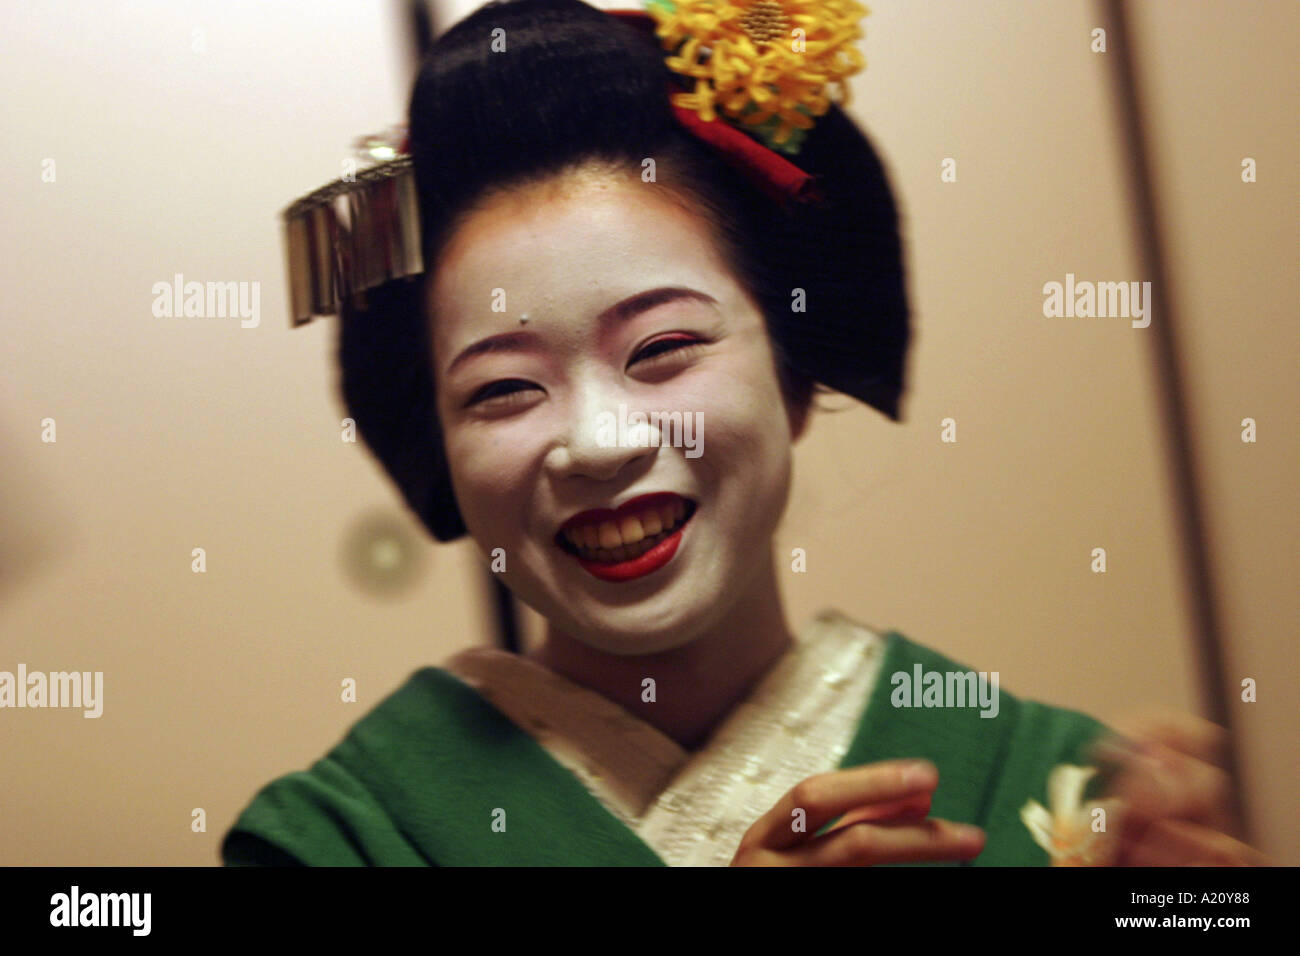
[545,379,658,482]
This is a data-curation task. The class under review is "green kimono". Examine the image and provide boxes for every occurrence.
[221,630,1110,866]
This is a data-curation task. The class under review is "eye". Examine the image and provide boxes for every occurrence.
[629,334,705,369]
[465,378,541,409]
[463,335,705,408]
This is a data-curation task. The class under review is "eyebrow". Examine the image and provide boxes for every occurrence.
[443,286,719,377]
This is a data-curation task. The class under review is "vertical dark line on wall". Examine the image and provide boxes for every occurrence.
[405,0,437,70]
[489,570,523,654]
[1098,0,1249,837]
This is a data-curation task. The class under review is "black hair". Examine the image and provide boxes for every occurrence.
[338,0,910,543]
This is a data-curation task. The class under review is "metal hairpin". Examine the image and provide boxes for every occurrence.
[282,129,423,327]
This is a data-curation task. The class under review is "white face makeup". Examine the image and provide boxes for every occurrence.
[428,167,804,656]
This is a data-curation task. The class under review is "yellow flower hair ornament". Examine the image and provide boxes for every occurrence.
[644,0,870,156]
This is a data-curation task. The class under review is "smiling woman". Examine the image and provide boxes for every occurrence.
[427,169,809,656]
[221,0,1262,868]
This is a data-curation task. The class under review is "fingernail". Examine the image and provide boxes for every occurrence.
[956,824,984,843]
[1093,737,1143,762]
[903,760,937,785]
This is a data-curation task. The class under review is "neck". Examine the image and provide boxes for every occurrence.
[525,548,795,750]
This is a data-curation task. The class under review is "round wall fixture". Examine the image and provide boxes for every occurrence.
[338,507,428,599]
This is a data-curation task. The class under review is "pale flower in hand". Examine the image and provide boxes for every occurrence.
[1020,764,1123,866]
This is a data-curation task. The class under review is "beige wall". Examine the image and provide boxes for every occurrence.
[1,0,1294,865]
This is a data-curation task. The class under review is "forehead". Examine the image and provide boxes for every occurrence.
[428,173,736,334]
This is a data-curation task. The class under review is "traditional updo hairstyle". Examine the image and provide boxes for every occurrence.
[338,0,909,543]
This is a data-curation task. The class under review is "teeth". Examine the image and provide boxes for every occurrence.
[619,515,644,542]
[562,498,693,561]
[577,530,666,563]
[597,522,622,549]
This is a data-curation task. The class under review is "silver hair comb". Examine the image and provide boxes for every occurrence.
[281,126,423,326]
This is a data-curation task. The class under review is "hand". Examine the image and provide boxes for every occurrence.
[1089,709,1271,866]
[729,759,986,866]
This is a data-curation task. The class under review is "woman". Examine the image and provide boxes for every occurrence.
[223,0,1260,866]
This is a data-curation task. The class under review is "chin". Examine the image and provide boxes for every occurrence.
[595,632,702,655]
[570,628,701,657]
[547,601,712,657]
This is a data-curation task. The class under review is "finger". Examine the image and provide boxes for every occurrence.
[1104,739,1238,834]
[823,792,932,834]
[782,817,985,867]
[739,760,939,852]
[1104,708,1230,769]
[1121,818,1269,867]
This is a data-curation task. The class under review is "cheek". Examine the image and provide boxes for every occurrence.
[686,346,790,443]
[668,373,794,505]
[441,422,540,534]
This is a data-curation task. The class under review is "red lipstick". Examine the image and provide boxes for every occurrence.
[555,493,696,583]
